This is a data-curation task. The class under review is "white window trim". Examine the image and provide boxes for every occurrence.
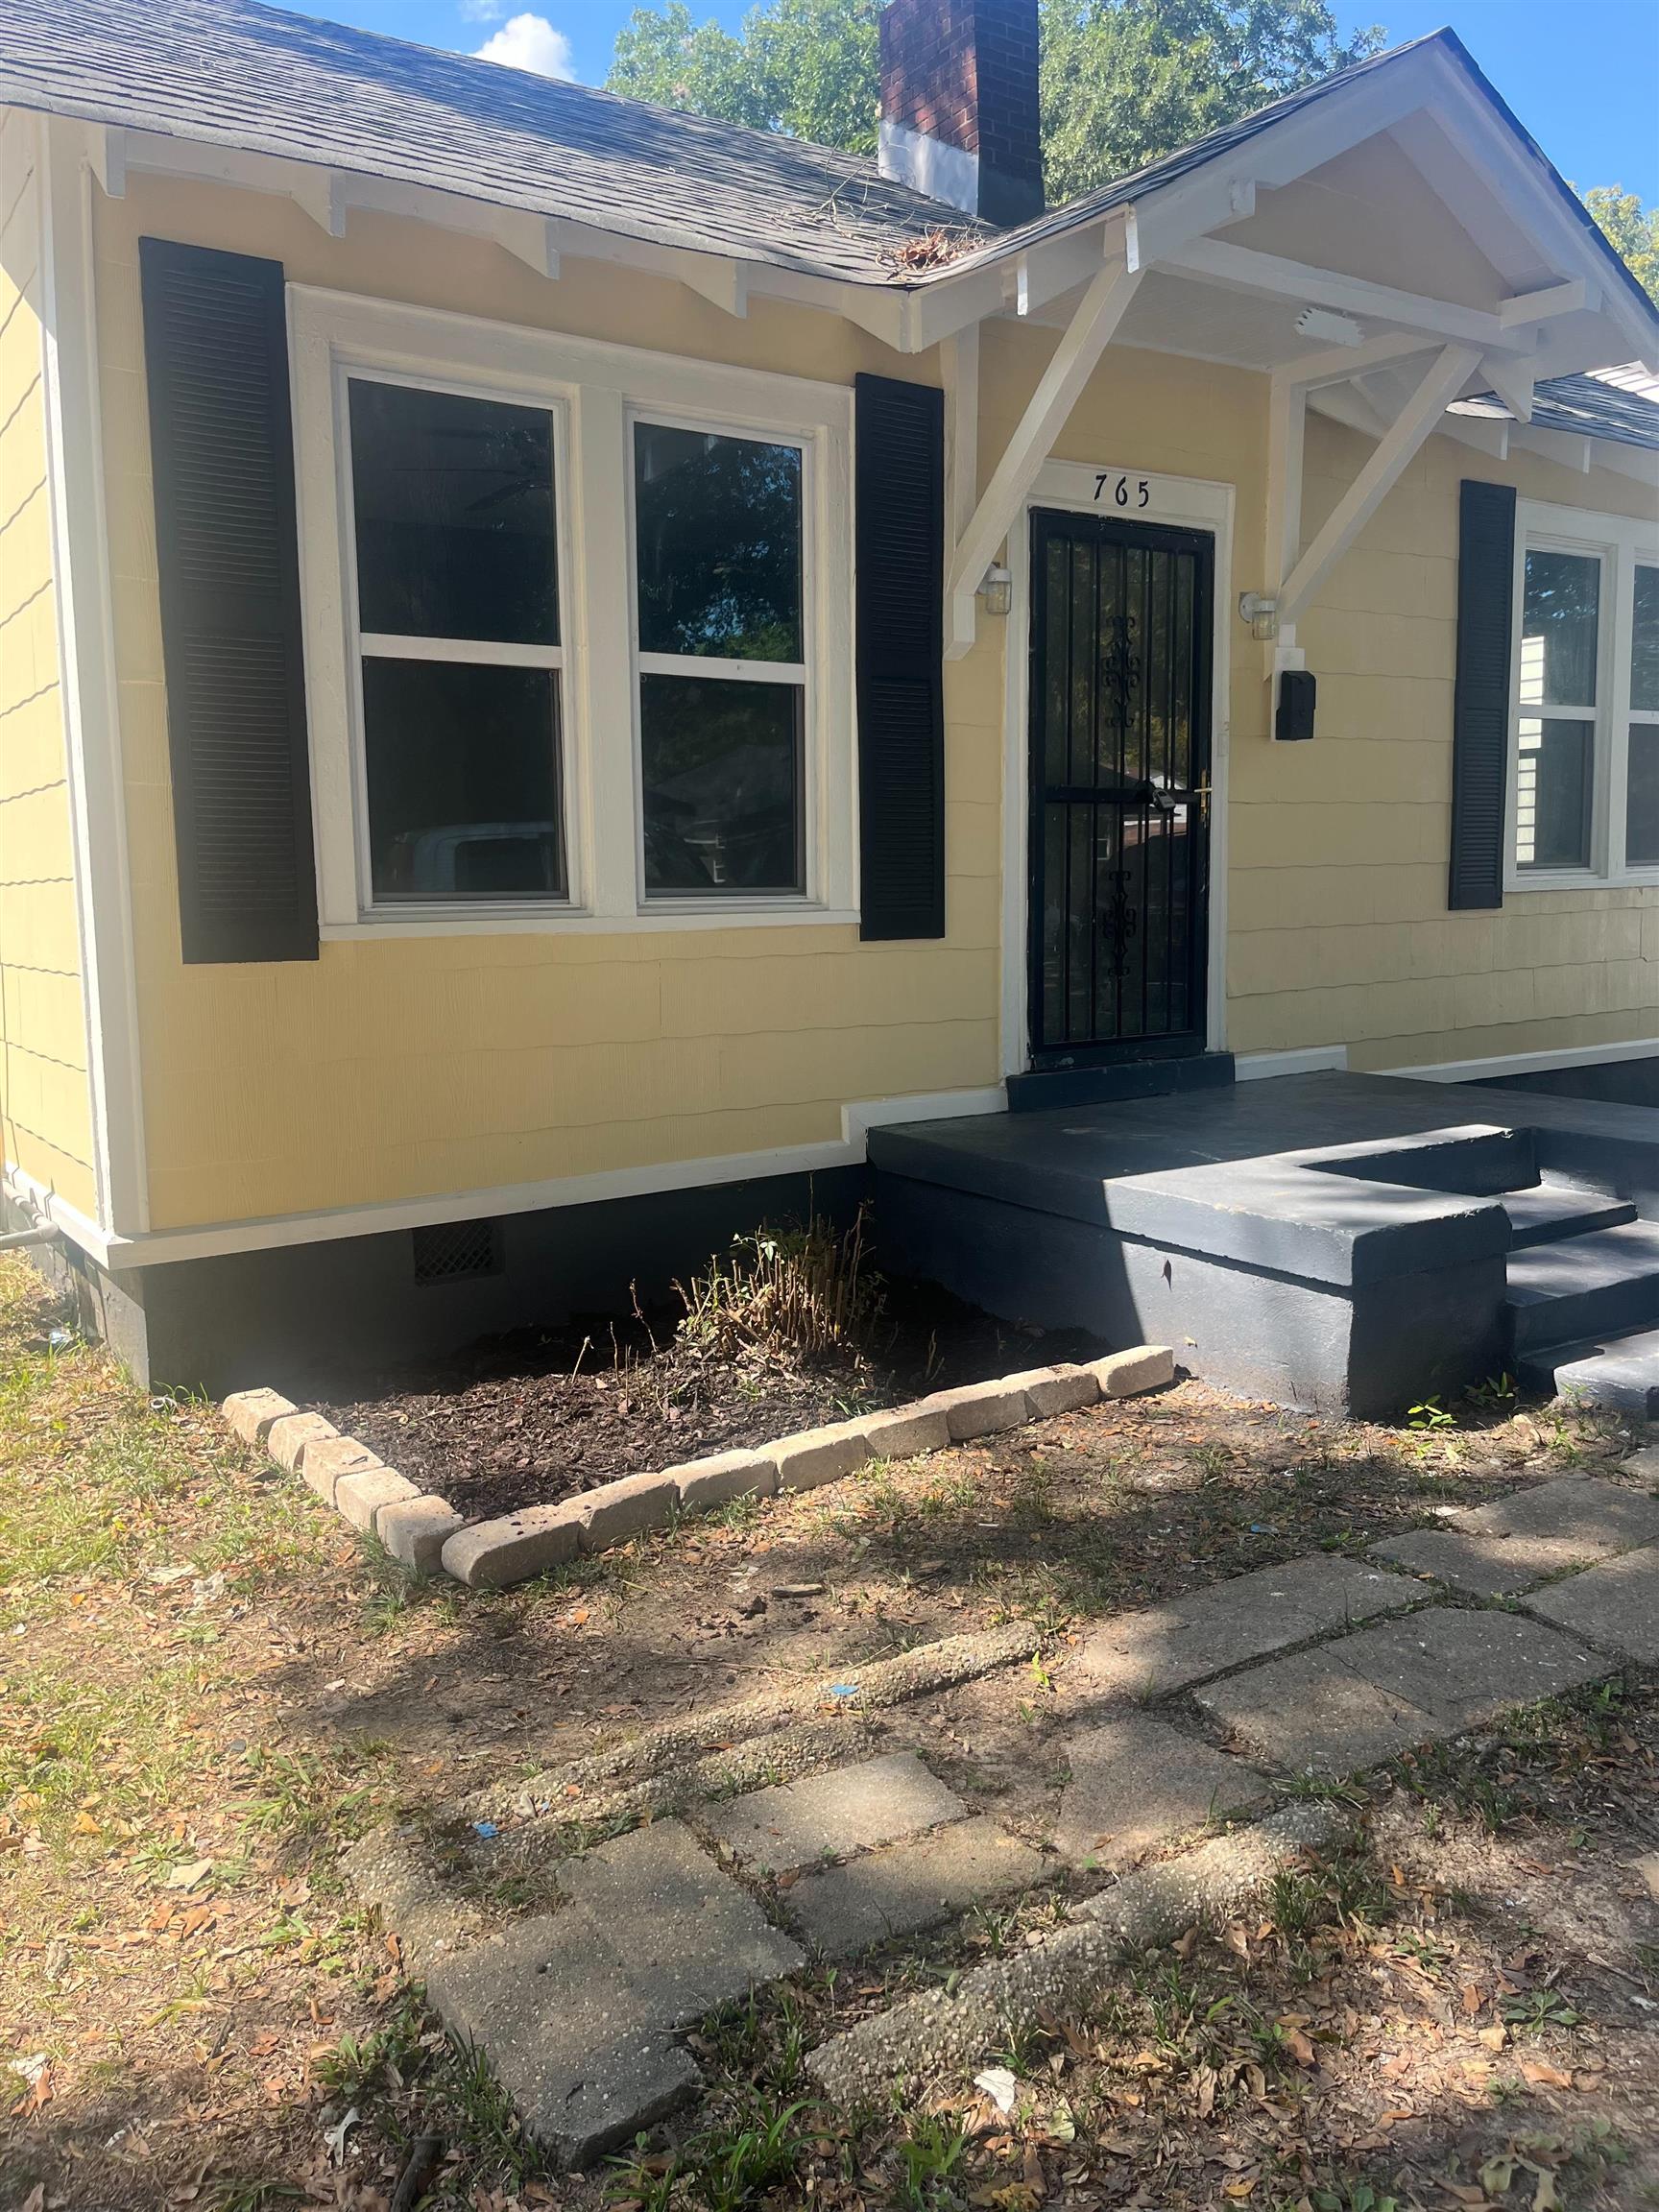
[288,286,856,936]
[1505,497,1659,894]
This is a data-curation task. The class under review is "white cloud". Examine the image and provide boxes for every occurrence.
[458,0,505,21]
[472,12,575,77]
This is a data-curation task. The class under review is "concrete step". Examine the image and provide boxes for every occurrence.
[1518,1325,1659,1415]
[1499,1179,1637,1250]
[1505,1219,1659,1355]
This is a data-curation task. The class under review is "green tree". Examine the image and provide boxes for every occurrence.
[608,0,1385,204]
[610,0,882,154]
[1581,184,1659,305]
[1041,0,1383,204]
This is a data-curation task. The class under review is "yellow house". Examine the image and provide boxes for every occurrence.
[1,0,1656,1400]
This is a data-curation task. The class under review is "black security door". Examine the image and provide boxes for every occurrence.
[1028,509,1213,1065]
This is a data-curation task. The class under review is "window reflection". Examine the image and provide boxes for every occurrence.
[635,424,803,662]
[350,380,558,646]
[1520,548,1599,708]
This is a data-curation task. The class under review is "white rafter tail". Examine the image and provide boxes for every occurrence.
[1480,351,1536,424]
[1515,423,1592,474]
[680,254,748,318]
[1498,277,1589,328]
[287,165,348,238]
[497,211,561,281]
[946,253,1142,657]
[1440,410,1510,462]
[1277,341,1481,630]
[88,125,125,200]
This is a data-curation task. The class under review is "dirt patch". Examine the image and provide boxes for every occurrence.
[317,1282,1095,1524]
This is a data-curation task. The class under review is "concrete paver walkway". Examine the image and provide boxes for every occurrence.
[349,1464,1659,2166]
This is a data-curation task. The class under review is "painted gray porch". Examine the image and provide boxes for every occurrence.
[869,1070,1659,1416]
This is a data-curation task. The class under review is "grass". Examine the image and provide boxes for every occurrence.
[3,1255,1655,2210]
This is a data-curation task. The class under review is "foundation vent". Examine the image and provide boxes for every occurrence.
[412,1217,503,1286]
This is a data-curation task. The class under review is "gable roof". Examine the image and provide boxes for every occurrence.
[1,0,1653,353]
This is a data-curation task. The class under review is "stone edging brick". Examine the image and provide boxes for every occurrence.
[440,1344,1174,1592]
[219,1386,464,1574]
[221,1344,1172,1592]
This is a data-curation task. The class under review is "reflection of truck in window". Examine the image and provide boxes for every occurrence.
[380,823,565,900]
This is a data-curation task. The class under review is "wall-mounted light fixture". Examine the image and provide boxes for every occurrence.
[1238,590,1279,641]
[978,564,1014,617]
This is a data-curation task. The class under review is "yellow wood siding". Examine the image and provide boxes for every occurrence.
[95,175,1000,1232]
[1230,416,1659,1070]
[0,112,95,1216]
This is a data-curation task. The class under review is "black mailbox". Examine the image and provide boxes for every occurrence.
[1275,667,1316,741]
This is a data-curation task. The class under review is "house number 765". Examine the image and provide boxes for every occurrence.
[1094,473,1151,508]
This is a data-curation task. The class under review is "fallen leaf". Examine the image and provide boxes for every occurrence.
[1520,2059,1573,2088]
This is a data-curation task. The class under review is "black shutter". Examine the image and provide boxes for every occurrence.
[854,373,946,940]
[139,238,318,963]
[1448,478,1517,912]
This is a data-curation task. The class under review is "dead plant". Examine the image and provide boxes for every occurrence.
[673,1205,881,1368]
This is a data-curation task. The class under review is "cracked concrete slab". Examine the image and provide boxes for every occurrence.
[1521,1546,1659,1665]
[1070,1551,1418,1702]
[786,1815,1044,1957]
[1194,1647,1446,1776]
[703,1750,966,1876]
[1052,1714,1271,1866]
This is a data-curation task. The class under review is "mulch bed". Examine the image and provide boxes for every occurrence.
[317,1284,1098,1525]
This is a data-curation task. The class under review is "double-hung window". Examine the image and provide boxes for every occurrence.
[1509,501,1659,886]
[633,422,807,898]
[347,377,566,905]
[295,292,853,934]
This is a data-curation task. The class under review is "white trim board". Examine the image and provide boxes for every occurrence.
[1390,1037,1659,1084]
[42,1085,1008,1273]
[998,457,1235,1078]
[1234,1046,1350,1080]
[38,116,149,1238]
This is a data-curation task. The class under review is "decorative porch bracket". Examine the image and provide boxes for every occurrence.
[945,252,1142,659]
[1276,341,1481,634]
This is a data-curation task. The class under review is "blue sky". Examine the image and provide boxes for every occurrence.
[312,0,1659,203]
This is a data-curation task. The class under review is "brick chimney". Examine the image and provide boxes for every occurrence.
[878,0,1044,227]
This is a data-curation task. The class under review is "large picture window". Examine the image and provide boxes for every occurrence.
[293,293,854,935]
[348,378,566,904]
[634,423,807,898]
[1509,503,1659,888]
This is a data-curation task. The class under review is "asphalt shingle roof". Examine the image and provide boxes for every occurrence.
[3,0,1655,363]
[1457,371,1659,452]
[0,0,978,281]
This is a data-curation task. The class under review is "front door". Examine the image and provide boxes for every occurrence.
[1027,508,1214,1067]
